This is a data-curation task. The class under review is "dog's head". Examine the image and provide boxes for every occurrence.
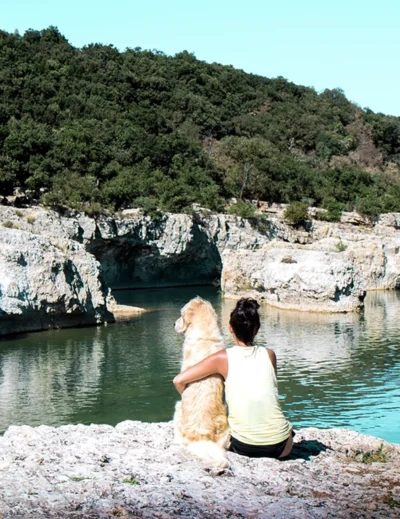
[175,296,218,336]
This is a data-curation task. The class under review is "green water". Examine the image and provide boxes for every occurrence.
[0,287,399,444]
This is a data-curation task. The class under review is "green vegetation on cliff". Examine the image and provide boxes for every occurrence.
[1,27,400,215]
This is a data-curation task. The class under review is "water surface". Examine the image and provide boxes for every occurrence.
[0,287,399,444]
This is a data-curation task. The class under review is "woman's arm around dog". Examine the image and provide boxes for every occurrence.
[173,350,228,394]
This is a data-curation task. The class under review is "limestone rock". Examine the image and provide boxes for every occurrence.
[0,421,398,518]
[0,226,113,335]
[340,211,368,225]
[108,303,146,320]
[221,243,367,312]
[376,212,400,229]
[2,205,400,320]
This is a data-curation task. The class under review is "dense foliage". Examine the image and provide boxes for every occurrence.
[1,27,400,215]
[283,202,310,227]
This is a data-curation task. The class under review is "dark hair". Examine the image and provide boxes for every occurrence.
[229,298,260,345]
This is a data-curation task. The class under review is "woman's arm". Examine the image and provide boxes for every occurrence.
[267,348,277,376]
[173,349,228,394]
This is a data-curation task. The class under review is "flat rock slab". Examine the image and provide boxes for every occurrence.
[0,421,399,518]
[108,304,146,320]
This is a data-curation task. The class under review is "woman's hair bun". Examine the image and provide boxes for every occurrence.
[237,298,260,312]
[229,298,260,345]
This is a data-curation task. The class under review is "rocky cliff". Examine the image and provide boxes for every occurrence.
[0,206,268,334]
[0,223,113,335]
[0,421,398,518]
[221,214,400,312]
[0,205,400,335]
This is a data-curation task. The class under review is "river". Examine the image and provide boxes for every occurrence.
[0,287,399,444]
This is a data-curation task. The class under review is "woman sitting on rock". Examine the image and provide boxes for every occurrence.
[173,297,294,459]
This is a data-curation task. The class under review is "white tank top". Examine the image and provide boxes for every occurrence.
[225,345,292,445]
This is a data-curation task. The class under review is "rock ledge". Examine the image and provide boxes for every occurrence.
[0,421,399,518]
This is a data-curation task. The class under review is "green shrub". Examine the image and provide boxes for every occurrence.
[3,220,14,228]
[228,200,256,218]
[82,202,106,217]
[355,195,382,223]
[335,240,347,252]
[133,197,162,219]
[123,476,140,485]
[315,198,344,222]
[283,202,310,227]
[346,445,388,464]
[249,214,270,233]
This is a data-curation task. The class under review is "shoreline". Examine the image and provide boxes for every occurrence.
[0,421,399,518]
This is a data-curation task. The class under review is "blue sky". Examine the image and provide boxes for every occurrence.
[2,0,400,116]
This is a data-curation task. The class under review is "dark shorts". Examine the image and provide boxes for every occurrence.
[229,431,294,459]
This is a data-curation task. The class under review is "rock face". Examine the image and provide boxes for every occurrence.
[221,217,400,312]
[0,206,267,292]
[81,212,267,289]
[0,225,113,335]
[1,205,400,331]
[0,421,398,519]
[222,243,367,313]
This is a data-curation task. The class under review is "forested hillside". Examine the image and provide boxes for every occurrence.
[1,27,400,217]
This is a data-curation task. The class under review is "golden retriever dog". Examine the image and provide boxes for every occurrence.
[173,297,230,468]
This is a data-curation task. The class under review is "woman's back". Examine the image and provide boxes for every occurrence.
[225,345,292,445]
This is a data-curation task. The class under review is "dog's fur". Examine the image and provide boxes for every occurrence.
[173,297,230,468]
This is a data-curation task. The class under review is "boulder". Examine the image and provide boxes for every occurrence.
[376,212,400,230]
[340,211,368,225]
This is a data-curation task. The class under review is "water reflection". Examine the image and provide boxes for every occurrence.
[220,300,362,368]
[0,328,106,428]
[0,287,399,444]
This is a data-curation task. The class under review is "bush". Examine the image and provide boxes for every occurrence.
[283,202,310,227]
[2,220,14,228]
[335,240,347,252]
[228,200,256,218]
[82,202,106,217]
[248,214,270,234]
[355,195,382,222]
[133,197,162,219]
[315,198,344,222]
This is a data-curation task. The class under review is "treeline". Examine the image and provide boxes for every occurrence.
[0,27,400,218]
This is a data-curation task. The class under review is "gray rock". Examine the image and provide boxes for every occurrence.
[0,224,113,335]
[221,243,367,312]
[1,205,400,329]
[0,421,398,518]
[376,212,400,229]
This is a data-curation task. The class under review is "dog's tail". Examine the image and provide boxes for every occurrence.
[187,440,230,469]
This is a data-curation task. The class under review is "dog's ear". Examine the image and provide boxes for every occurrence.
[195,297,218,325]
[175,297,199,333]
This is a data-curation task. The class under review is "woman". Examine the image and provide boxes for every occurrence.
[173,297,293,459]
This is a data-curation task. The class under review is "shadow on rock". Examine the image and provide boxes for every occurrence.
[284,439,332,461]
